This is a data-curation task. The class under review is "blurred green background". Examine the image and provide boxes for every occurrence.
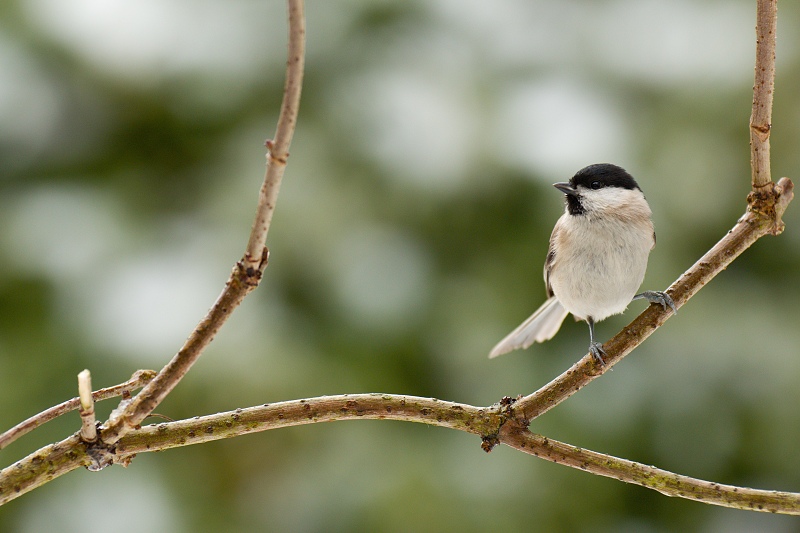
[1,0,800,531]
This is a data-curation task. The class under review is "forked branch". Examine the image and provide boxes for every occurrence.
[0,369,155,451]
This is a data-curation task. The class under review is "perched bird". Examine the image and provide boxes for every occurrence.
[489,163,676,363]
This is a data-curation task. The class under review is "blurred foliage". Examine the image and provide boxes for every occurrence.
[1,1,800,532]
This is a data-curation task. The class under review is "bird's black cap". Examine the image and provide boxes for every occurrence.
[569,163,640,191]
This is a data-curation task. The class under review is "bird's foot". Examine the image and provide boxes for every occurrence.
[589,342,606,366]
[635,290,677,314]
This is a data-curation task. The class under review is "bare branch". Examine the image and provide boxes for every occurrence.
[750,0,777,189]
[113,395,501,454]
[244,0,306,269]
[4,395,799,514]
[77,370,97,443]
[98,266,266,443]
[0,369,156,451]
[512,178,793,423]
[98,0,306,445]
[0,435,89,505]
[500,426,800,514]
[1,395,500,505]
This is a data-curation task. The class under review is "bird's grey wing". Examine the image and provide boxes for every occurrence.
[545,219,563,298]
[488,297,568,358]
[544,247,555,298]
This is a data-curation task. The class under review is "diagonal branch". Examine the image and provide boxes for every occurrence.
[98,0,306,445]
[500,426,800,514]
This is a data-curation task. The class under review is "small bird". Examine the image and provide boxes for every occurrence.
[489,163,676,363]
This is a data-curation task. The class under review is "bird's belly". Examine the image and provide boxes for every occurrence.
[550,236,650,322]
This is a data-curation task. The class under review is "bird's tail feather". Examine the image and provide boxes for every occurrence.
[488,297,568,358]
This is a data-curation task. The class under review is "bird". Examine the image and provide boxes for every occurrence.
[488,163,676,363]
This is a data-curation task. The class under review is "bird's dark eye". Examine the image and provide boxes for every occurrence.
[590,181,603,190]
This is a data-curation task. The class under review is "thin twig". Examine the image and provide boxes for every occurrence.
[3,395,799,513]
[0,369,156,451]
[750,0,778,189]
[99,0,306,445]
[243,0,305,269]
[77,370,97,443]
[98,268,265,444]
[511,178,793,423]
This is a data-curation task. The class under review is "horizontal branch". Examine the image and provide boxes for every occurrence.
[3,394,798,514]
[114,394,501,454]
[1,395,502,505]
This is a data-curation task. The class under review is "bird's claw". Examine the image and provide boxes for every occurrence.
[589,342,606,366]
[636,290,677,314]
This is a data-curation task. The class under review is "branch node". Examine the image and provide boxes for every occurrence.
[747,187,777,217]
[264,139,289,164]
[480,435,499,453]
[750,122,771,141]
[239,247,270,285]
[747,177,794,234]
[480,396,520,452]
[84,440,116,472]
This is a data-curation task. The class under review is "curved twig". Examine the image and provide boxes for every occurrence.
[98,0,306,445]
[243,0,305,269]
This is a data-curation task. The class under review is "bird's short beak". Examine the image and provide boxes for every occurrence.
[553,182,577,196]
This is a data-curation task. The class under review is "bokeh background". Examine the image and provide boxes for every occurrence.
[2,0,800,531]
